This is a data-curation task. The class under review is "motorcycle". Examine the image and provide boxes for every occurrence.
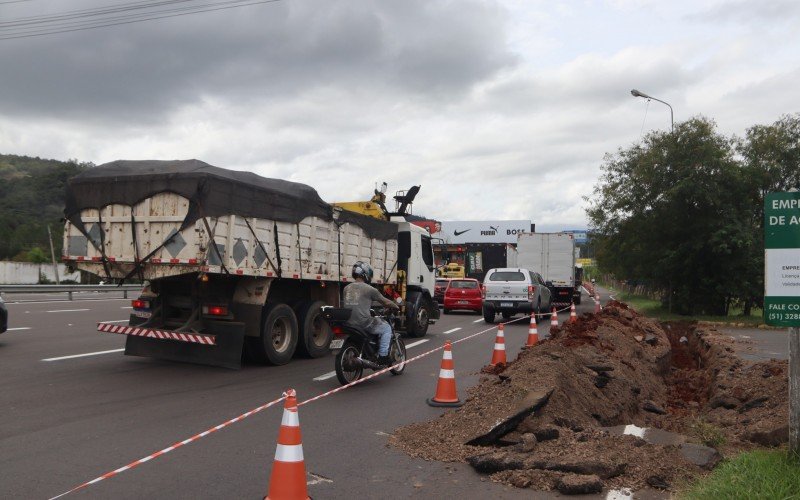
[321,306,407,386]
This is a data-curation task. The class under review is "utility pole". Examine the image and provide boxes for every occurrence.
[47,224,61,285]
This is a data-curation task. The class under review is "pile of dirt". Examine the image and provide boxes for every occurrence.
[391,302,789,494]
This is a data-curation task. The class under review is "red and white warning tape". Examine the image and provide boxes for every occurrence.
[51,304,576,498]
[98,322,216,346]
[48,395,287,500]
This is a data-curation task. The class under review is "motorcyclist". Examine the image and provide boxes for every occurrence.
[342,261,400,366]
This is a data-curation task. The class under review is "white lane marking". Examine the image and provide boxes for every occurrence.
[609,295,615,300]
[4,298,129,305]
[6,327,31,331]
[42,348,125,362]
[581,286,591,295]
[102,319,130,323]
[313,338,430,381]
[443,327,461,334]
[46,308,90,313]
[121,306,133,309]
[473,318,484,323]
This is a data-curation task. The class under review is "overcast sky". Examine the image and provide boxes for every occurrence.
[1,0,798,231]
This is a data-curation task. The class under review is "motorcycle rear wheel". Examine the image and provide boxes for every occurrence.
[335,339,364,386]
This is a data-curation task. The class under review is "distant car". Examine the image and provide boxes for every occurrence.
[434,278,451,306]
[443,278,483,314]
[482,267,552,323]
[0,295,7,334]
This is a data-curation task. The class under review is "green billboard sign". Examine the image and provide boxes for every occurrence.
[764,192,800,327]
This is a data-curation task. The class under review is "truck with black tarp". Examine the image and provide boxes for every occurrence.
[63,160,438,368]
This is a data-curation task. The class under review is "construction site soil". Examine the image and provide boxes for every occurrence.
[392,301,790,494]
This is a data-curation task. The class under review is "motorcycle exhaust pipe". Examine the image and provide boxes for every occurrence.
[355,357,381,370]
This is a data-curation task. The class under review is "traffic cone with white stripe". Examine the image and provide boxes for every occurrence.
[427,341,463,407]
[525,314,539,347]
[490,324,507,365]
[569,303,578,323]
[266,389,309,500]
[550,307,559,328]
[594,297,601,314]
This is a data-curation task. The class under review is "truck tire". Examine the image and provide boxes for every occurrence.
[294,300,332,358]
[574,295,582,305]
[406,293,429,338]
[247,303,298,365]
[483,306,495,323]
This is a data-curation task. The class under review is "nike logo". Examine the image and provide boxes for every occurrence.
[453,229,471,236]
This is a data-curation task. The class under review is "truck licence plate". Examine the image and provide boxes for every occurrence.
[458,300,469,304]
[133,310,151,318]
[329,338,345,350]
[500,302,513,308]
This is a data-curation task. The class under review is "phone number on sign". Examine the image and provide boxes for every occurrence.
[767,313,800,321]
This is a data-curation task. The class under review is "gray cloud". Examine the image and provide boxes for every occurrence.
[0,0,515,122]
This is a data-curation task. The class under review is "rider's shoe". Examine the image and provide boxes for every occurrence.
[377,355,392,367]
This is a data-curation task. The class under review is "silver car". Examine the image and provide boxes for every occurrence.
[482,268,552,323]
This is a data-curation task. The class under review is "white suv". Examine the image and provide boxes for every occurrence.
[482,268,552,323]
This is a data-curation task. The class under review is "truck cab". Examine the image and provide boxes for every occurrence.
[393,219,439,336]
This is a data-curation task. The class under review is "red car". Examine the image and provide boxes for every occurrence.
[434,278,451,306]
[443,278,483,314]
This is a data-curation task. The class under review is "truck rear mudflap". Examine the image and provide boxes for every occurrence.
[99,320,245,369]
[552,286,575,306]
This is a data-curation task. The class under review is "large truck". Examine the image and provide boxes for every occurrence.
[516,232,581,305]
[464,243,512,282]
[63,160,438,368]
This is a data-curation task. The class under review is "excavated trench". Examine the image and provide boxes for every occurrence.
[392,302,789,494]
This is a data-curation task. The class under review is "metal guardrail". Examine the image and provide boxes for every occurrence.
[0,284,142,300]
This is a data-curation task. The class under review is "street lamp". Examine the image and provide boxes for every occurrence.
[631,89,674,132]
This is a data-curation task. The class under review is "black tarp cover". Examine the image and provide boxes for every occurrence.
[64,159,398,241]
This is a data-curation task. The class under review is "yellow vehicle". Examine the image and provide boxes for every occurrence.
[439,263,466,279]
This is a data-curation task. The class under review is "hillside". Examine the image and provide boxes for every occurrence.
[0,154,92,261]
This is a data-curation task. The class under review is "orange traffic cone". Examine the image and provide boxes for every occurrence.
[525,314,539,347]
[569,303,577,323]
[266,389,309,500]
[427,341,463,407]
[594,298,601,314]
[550,307,558,328]
[490,324,507,365]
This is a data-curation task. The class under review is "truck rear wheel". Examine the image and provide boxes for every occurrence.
[483,306,495,323]
[247,303,298,365]
[295,300,332,358]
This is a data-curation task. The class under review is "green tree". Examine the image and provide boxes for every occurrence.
[736,114,800,314]
[587,117,757,315]
[26,247,49,263]
[0,155,92,260]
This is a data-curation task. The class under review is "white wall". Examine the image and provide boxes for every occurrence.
[0,261,82,284]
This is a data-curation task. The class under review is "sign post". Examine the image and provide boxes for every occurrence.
[764,191,800,458]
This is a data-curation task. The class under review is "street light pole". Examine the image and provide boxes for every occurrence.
[631,89,674,132]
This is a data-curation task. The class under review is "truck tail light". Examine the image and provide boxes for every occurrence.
[332,326,344,336]
[481,284,486,299]
[528,285,536,300]
[132,299,150,309]
[202,305,229,316]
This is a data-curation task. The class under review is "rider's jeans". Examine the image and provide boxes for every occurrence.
[368,319,392,356]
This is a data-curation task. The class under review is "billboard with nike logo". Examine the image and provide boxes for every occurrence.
[431,220,533,244]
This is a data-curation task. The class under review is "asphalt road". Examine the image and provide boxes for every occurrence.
[0,290,605,499]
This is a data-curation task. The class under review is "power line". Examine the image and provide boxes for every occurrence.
[0,0,282,40]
